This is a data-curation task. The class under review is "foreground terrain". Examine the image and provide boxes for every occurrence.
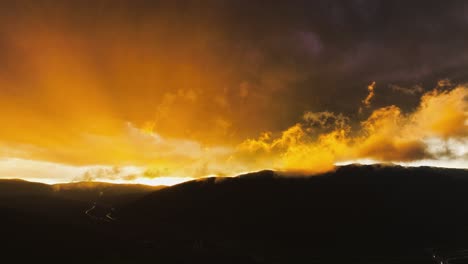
[1,164,467,263]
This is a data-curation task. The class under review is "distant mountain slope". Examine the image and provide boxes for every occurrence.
[0,179,163,204]
[52,181,164,206]
[0,178,163,222]
[0,179,166,260]
[0,179,51,197]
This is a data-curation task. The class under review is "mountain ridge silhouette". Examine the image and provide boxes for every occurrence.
[1,164,467,263]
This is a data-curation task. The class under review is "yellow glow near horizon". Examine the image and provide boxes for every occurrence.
[0,158,242,186]
[1,176,196,187]
[0,156,466,188]
[104,176,196,186]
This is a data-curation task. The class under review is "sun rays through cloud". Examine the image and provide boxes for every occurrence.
[0,2,467,184]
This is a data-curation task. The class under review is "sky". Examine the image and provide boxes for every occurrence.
[0,0,466,185]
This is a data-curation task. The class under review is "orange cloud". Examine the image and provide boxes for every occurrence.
[361,81,376,110]
[0,83,466,182]
[236,112,353,174]
[238,85,467,174]
[411,87,467,138]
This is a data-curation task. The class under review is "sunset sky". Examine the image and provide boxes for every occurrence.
[0,1,466,185]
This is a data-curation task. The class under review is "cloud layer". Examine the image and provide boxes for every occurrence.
[237,85,467,174]
[0,84,466,183]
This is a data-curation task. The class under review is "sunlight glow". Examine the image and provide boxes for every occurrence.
[0,86,466,183]
[104,176,195,186]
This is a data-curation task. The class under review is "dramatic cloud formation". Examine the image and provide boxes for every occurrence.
[238,86,467,174]
[0,84,466,184]
[0,1,467,184]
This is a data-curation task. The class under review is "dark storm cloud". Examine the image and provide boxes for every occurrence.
[2,0,468,120]
[0,0,467,136]
[127,0,468,119]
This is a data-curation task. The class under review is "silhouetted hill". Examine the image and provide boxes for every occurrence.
[1,165,468,263]
[0,179,50,197]
[0,179,165,262]
[52,181,164,206]
[0,179,163,205]
[118,165,468,262]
